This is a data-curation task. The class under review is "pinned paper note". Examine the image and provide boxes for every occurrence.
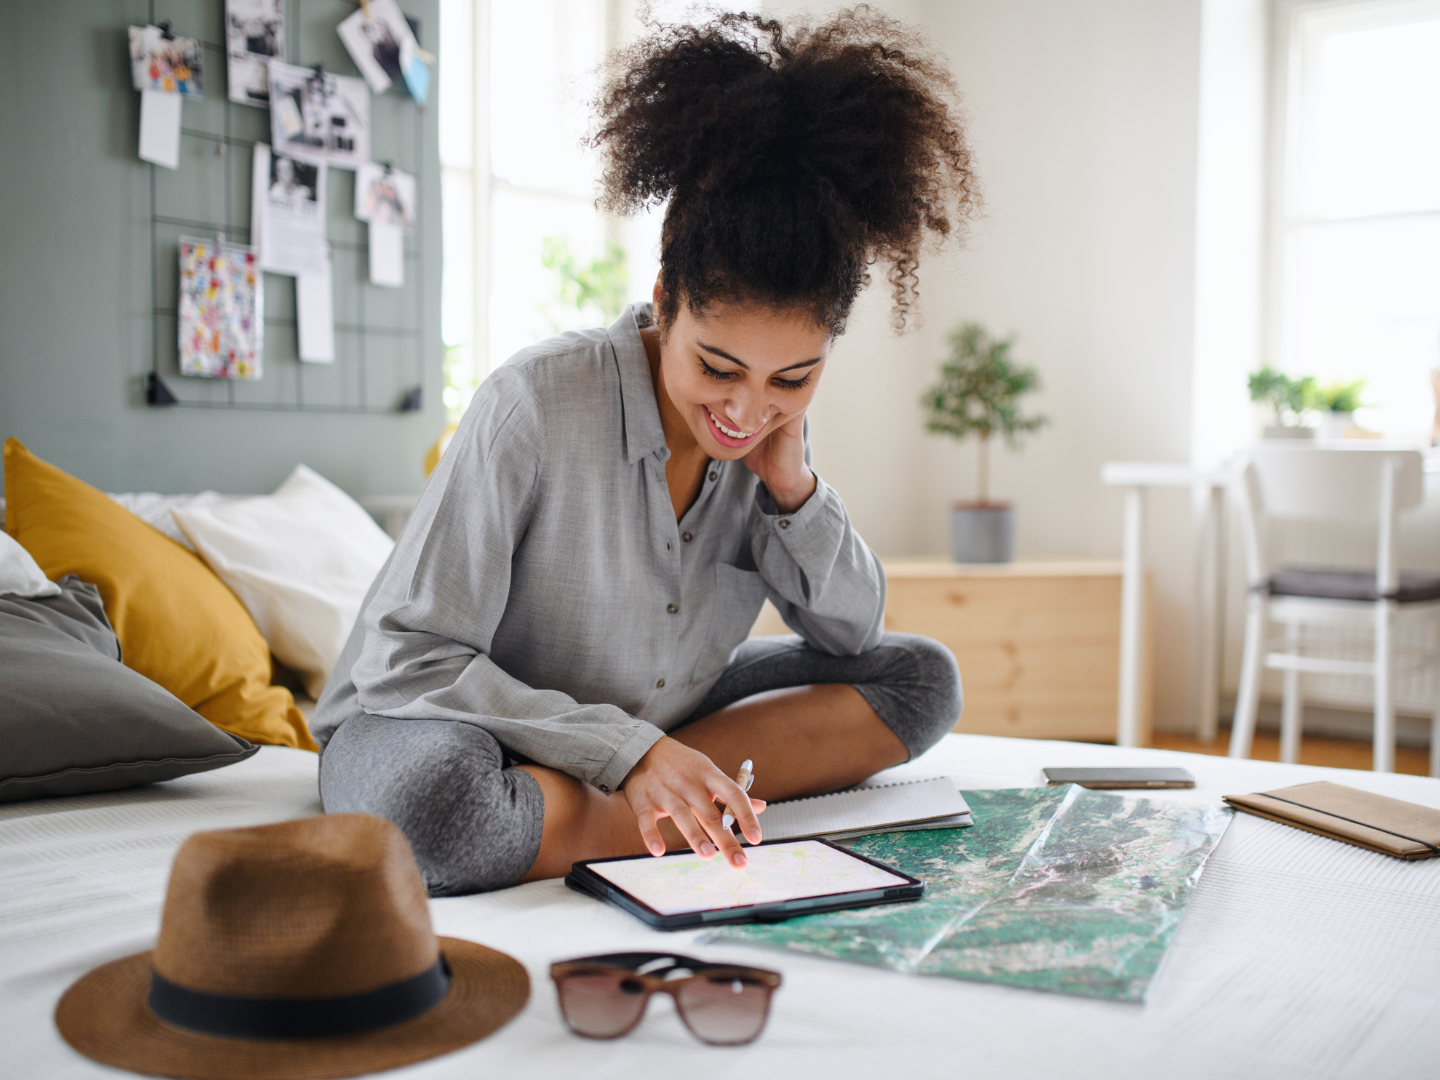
[354,162,414,288]
[297,250,335,363]
[226,0,285,106]
[338,0,421,95]
[368,220,404,288]
[128,25,204,97]
[252,143,328,278]
[138,89,182,169]
[267,60,370,171]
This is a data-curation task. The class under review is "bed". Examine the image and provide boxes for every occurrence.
[4,733,1437,1080]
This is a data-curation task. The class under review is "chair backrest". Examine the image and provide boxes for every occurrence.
[1234,445,1425,592]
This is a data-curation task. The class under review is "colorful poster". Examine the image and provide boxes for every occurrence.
[178,238,262,379]
[267,60,369,171]
[226,0,285,106]
[128,25,204,98]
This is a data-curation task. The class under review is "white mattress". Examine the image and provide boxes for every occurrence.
[3,734,1438,1080]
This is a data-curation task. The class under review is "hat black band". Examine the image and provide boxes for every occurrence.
[147,956,451,1040]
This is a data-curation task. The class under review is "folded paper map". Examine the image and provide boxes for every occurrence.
[707,785,1231,1001]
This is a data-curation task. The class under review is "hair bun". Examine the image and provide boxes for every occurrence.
[592,6,979,332]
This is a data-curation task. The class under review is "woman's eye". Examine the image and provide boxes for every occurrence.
[699,359,740,382]
[773,373,812,390]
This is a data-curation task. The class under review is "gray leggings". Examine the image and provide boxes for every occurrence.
[320,633,962,896]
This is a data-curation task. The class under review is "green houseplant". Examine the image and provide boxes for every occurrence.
[922,323,1047,562]
[1248,365,1317,438]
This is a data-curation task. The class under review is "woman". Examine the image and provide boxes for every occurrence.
[314,8,980,894]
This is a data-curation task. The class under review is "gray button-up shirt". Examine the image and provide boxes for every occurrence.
[312,303,885,794]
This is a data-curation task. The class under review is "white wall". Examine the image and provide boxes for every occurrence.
[773,0,1213,729]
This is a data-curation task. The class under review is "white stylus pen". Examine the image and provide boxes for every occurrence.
[720,759,754,832]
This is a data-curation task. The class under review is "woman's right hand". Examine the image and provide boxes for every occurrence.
[622,737,765,868]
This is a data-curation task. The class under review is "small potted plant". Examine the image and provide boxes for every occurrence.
[922,323,1047,563]
[1249,365,1317,439]
[1313,378,1366,439]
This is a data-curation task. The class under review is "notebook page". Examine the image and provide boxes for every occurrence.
[755,778,970,842]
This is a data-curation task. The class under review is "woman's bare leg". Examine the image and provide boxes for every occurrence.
[517,683,905,881]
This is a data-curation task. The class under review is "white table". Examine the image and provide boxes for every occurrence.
[4,737,1438,1080]
[1102,463,1230,745]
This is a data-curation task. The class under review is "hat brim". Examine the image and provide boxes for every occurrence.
[54,938,529,1080]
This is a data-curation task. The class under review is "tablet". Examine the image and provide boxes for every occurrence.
[565,838,925,930]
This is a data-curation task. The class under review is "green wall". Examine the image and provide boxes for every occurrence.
[0,0,444,497]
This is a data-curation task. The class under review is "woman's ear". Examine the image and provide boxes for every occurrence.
[651,276,669,340]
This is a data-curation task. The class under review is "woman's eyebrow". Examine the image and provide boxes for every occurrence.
[698,342,823,373]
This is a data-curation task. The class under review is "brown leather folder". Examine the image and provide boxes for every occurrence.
[1224,781,1440,860]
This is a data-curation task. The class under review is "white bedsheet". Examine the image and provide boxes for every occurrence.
[3,734,1438,1080]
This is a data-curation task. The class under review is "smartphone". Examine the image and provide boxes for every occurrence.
[1042,767,1196,790]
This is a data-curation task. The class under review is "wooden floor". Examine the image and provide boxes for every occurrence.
[1151,729,1433,776]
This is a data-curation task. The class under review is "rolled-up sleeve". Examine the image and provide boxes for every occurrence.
[347,370,663,793]
[747,434,886,656]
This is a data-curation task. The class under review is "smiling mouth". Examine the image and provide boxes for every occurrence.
[706,408,756,441]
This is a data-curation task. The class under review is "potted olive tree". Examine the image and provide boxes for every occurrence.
[922,323,1047,563]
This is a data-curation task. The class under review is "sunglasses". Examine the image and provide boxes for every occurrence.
[550,952,782,1046]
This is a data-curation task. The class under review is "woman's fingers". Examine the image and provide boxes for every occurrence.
[626,792,667,856]
[664,803,718,861]
[714,777,765,847]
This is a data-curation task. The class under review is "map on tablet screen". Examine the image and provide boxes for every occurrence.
[588,840,910,916]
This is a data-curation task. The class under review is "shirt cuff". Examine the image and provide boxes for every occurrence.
[757,474,840,549]
[594,721,667,795]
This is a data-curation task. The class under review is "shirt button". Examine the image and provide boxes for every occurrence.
[598,784,611,794]
[682,531,693,542]
[666,541,672,551]
[656,678,666,689]
[779,518,791,529]
[666,603,678,614]
[708,471,718,481]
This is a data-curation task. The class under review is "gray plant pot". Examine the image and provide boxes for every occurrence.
[951,502,1014,563]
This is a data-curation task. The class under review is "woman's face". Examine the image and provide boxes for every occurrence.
[653,285,831,460]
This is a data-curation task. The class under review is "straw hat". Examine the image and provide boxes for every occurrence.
[55,814,529,1080]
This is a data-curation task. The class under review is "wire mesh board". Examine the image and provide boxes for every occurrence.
[145,0,425,413]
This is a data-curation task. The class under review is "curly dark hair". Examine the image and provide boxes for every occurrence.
[590,5,979,334]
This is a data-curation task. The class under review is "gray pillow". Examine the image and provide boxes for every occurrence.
[0,575,257,802]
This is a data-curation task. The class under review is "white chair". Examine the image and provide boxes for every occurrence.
[1228,445,1440,775]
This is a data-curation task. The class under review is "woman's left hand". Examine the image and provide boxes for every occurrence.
[742,411,816,514]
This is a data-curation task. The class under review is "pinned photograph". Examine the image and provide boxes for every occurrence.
[354,163,417,234]
[267,60,370,170]
[225,0,284,106]
[337,0,424,98]
[178,237,262,380]
[128,24,204,98]
[251,143,328,278]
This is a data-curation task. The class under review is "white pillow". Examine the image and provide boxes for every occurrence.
[172,465,395,698]
[108,491,238,552]
[0,531,60,598]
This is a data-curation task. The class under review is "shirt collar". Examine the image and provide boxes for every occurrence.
[609,302,669,465]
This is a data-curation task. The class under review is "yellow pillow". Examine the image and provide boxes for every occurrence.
[3,439,316,751]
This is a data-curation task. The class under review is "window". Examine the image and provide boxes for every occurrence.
[440,1,745,421]
[1270,0,1440,439]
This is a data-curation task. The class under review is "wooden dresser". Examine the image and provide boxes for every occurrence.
[750,559,1149,743]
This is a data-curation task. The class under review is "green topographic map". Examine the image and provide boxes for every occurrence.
[707,785,1231,1001]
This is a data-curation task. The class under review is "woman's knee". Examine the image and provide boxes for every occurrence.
[320,714,543,896]
[863,633,963,759]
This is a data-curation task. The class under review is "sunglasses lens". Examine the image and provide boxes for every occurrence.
[556,972,649,1039]
[676,976,773,1045]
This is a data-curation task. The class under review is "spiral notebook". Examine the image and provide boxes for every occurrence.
[749,777,972,843]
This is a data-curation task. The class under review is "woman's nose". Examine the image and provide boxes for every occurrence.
[720,396,764,434]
